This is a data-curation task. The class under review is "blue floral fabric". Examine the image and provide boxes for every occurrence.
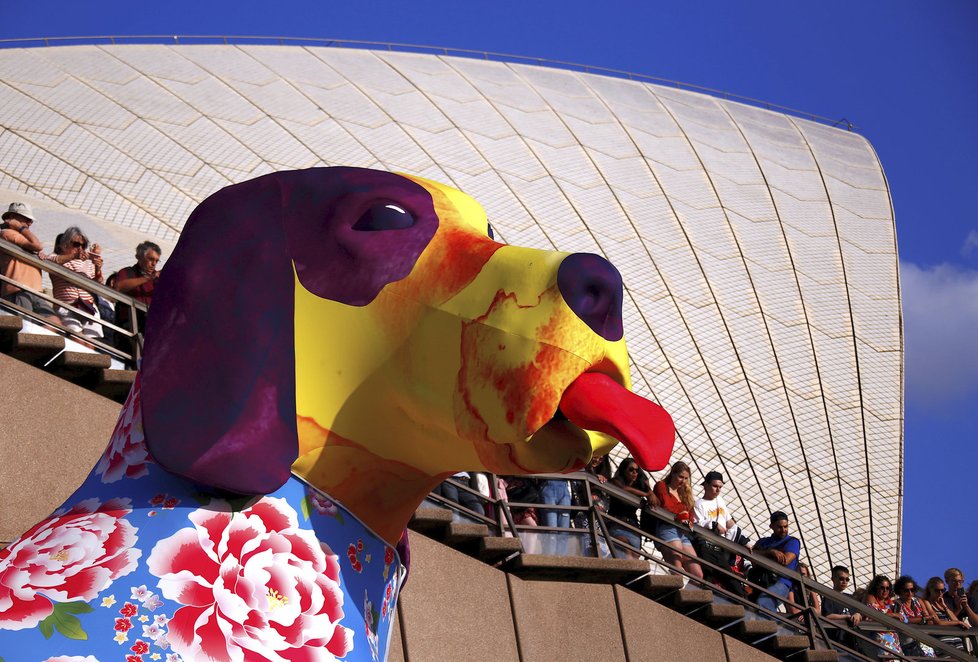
[0,379,404,662]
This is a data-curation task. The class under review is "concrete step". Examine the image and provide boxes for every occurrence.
[665,587,714,614]
[799,650,838,662]
[443,522,490,546]
[503,553,650,584]
[760,633,810,659]
[46,350,112,384]
[729,617,779,643]
[409,507,454,535]
[0,314,23,338]
[628,573,685,601]
[92,368,136,403]
[2,331,65,365]
[694,601,745,627]
[473,536,523,564]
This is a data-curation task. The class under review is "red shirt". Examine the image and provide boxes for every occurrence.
[654,480,691,517]
[114,265,155,305]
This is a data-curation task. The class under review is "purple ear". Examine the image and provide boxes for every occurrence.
[142,173,298,495]
[141,167,438,495]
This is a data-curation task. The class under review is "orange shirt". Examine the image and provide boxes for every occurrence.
[0,228,43,297]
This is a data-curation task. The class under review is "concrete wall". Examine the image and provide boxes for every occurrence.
[0,353,121,543]
[397,532,776,662]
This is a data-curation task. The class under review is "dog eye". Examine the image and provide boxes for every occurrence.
[352,203,415,231]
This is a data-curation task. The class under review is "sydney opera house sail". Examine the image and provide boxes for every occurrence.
[0,43,902,582]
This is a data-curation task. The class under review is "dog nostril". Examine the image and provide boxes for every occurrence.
[557,253,624,341]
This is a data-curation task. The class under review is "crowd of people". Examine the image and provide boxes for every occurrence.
[0,201,162,352]
[430,454,977,657]
[821,566,978,657]
[431,455,769,594]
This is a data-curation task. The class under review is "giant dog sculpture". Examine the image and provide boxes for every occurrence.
[0,167,675,661]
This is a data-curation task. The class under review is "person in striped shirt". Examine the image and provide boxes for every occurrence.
[46,226,105,340]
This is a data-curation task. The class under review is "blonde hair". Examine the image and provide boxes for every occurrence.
[666,460,694,511]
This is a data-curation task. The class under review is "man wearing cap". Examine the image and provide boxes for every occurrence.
[753,510,800,613]
[694,471,738,538]
[694,470,749,597]
[0,202,58,321]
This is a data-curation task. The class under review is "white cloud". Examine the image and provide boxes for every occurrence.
[963,230,978,257]
[901,261,978,411]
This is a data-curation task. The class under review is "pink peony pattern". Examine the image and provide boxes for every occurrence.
[0,498,140,630]
[147,497,354,661]
[95,376,150,483]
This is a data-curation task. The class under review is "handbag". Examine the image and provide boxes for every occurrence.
[747,565,779,589]
[693,534,730,569]
[638,497,659,537]
[505,477,540,504]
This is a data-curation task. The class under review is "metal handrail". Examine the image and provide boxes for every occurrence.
[0,35,854,131]
[434,472,974,661]
[0,238,148,365]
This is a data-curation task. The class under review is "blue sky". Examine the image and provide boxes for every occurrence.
[2,0,975,585]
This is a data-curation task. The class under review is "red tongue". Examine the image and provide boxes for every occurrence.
[559,372,675,471]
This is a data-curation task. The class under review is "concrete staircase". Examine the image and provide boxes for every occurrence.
[409,506,835,661]
[0,314,134,402]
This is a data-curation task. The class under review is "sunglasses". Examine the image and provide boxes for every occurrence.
[898,586,915,593]
[70,241,87,248]
[879,585,892,591]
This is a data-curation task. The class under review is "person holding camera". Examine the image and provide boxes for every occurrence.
[943,568,977,626]
[46,226,105,340]
[112,240,162,337]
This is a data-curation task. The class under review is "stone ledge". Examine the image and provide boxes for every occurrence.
[503,553,650,583]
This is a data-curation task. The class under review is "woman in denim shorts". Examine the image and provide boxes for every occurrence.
[653,461,704,581]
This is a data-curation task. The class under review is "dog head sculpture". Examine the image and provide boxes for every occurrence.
[142,167,674,542]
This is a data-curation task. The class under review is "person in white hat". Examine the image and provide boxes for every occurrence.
[0,202,58,321]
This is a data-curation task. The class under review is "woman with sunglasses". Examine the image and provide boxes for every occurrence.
[607,458,655,558]
[46,226,105,341]
[922,576,968,651]
[863,575,905,657]
[893,576,935,657]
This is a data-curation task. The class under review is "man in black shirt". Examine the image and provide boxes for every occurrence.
[821,565,862,644]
